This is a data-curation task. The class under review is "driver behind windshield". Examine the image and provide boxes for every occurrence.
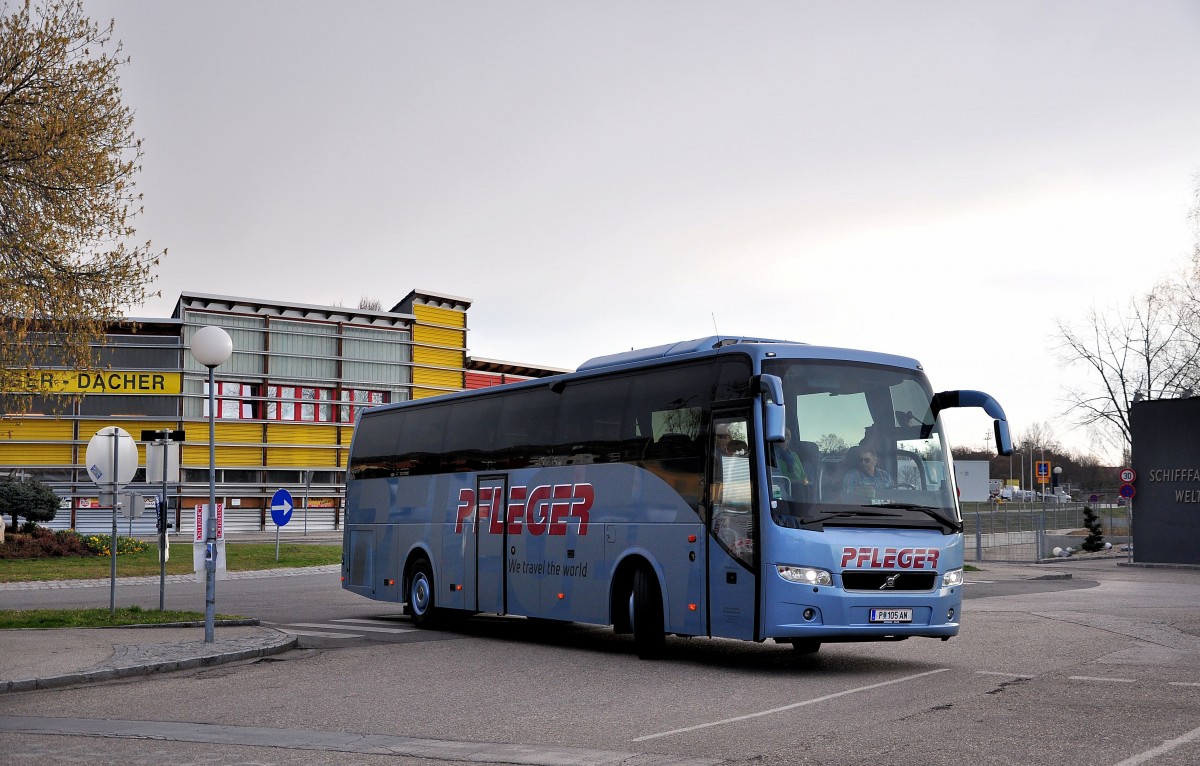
[842,443,892,501]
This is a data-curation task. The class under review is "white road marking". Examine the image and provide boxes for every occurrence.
[1110,722,1200,766]
[966,580,995,584]
[324,624,417,633]
[976,671,1033,679]
[631,668,951,742]
[287,621,414,634]
[1070,676,1137,683]
[331,617,414,628]
[276,627,359,639]
[1169,682,1200,687]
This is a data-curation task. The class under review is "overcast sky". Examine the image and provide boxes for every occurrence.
[84,0,1200,464]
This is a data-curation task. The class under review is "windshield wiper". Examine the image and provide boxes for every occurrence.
[871,502,963,532]
[798,509,903,525]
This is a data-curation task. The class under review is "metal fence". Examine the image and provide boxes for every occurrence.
[961,501,1129,562]
[40,504,340,538]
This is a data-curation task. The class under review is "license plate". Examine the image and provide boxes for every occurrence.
[869,608,913,623]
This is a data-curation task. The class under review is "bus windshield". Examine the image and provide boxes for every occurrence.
[763,359,959,531]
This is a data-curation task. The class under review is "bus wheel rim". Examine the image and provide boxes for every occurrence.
[412,573,430,615]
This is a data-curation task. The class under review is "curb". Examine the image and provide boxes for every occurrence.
[1118,561,1200,571]
[1,630,298,695]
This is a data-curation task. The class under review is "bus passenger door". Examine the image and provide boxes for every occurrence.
[473,476,507,614]
[707,412,758,641]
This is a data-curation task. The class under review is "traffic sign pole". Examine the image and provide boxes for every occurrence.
[1119,467,1136,563]
[143,428,184,612]
[270,488,294,562]
[86,427,138,617]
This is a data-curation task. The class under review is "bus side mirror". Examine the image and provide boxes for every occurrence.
[756,374,786,443]
[994,418,1012,456]
[931,389,1013,456]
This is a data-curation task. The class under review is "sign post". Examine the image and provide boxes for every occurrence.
[1034,461,1051,558]
[143,429,185,611]
[85,427,137,616]
[1119,468,1136,563]
[270,488,294,561]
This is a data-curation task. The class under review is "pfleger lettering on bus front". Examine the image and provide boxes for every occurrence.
[455,483,594,535]
[840,547,940,569]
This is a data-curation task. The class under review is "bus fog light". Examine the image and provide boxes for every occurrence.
[803,608,816,621]
[947,608,955,621]
[777,565,832,586]
[942,568,964,588]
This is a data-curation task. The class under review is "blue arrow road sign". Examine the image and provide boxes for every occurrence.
[271,488,294,526]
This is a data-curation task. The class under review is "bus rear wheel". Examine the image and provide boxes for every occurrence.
[407,558,437,629]
[629,567,665,660]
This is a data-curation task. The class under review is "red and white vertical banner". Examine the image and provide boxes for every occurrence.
[193,504,227,581]
[193,503,225,541]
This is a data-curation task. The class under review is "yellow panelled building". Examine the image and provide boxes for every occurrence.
[0,288,544,532]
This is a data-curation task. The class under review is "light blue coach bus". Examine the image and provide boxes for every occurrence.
[342,337,1011,658]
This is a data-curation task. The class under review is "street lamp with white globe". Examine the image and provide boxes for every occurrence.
[190,325,232,643]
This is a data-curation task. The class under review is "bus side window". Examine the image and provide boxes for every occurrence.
[444,396,502,472]
[553,376,632,465]
[628,363,712,512]
[495,387,558,468]
[348,412,400,480]
[395,405,446,476]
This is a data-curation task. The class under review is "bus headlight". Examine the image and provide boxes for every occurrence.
[942,568,964,588]
[777,565,832,586]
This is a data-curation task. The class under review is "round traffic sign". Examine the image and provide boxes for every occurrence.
[270,488,294,526]
[1119,468,1136,484]
[1119,483,1136,499]
[85,427,138,489]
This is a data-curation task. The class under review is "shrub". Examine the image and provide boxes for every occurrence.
[0,477,62,529]
[1080,505,1106,552]
[81,533,147,557]
[0,527,92,559]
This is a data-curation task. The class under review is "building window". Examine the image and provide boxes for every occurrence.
[339,389,387,423]
[204,381,259,419]
[267,386,333,422]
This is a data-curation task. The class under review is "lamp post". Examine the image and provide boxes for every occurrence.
[191,325,232,643]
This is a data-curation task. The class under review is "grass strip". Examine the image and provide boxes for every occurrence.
[0,606,243,629]
[0,542,340,583]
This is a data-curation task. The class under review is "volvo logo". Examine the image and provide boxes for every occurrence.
[879,574,902,590]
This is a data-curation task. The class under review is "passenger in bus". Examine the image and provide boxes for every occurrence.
[715,424,746,457]
[841,444,892,501]
[774,429,810,490]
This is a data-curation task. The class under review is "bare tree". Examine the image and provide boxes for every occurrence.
[1,1,160,413]
[1056,286,1200,459]
[1015,421,1061,455]
[358,297,383,311]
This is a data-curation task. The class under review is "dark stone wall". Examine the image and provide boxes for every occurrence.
[1130,399,1200,565]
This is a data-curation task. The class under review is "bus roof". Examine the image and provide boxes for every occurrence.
[360,336,924,419]
[577,336,922,374]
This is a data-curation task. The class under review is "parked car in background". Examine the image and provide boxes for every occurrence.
[1037,490,1072,504]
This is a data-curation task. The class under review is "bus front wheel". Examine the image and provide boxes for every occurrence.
[407,558,437,629]
[629,567,665,660]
